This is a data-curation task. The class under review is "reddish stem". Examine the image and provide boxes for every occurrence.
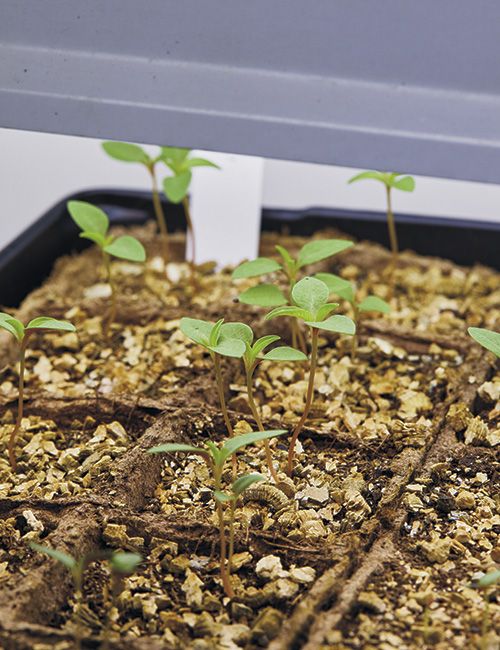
[286,327,318,477]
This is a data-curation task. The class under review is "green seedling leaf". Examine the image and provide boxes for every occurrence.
[265,306,313,322]
[221,429,287,461]
[110,552,142,574]
[389,175,415,192]
[27,317,76,332]
[252,335,281,357]
[297,239,353,269]
[263,346,307,361]
[208,339,247,358]
[275,245,294,269]
[101,141,149,164]
[179,317,214,346]
[0,316,24,342]
[163,171,192,203]
[29,543,77,572]
[146,442,210,457]
[348,171,387,184]
[184,158,220,169]
[160,147,190,166]
[315,303,340,322]
[104,236,146,262]
[292,277,330,316]
[469,327,500,359]
[232,473,266,498]
[474,570,500,588]
[67,201,109,237]
[232,258,282,280]
[314,272,352,295]
[214,490,234,503]
[219,322,253,346]
[336,286,356,304]
[237,284,287,307]
[358,296,391,314]
[305,314,356,335]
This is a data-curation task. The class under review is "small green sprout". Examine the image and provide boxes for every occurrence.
[315,272,390,359]
[470,570,500,650]
[29,542,141,650]
[147,429,285,599]
[468,327,500,360]
[348,170,415,290]
[67,200,146,341]
[161,147,219,289]
[266,276,355,476]
[0,314,76,472]
[215,473,265,575]
[232,239,353,350]
[102,141,172,267]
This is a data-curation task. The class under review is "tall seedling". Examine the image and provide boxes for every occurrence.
[348,171,415,293]
[0,314,76,472]
[147,430,285,598]
[161,147,219,290]
[266,277,355,476]
[29,543,141,650]
[102,141,171,268]
[67,201,146,341]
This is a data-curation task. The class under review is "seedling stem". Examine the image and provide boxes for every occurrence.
[213,351,237,477]
[287,327,319,476]
[148,165,170,266]
[183,195,197,291]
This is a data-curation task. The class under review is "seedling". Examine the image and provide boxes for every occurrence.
[470,570,500,650]
[266,276,355,476]
[67,200,146,341]
[0,314,76,472]
[147,429,286,598]
[232,239,353,350]
[179,317,249,436]
[161,147,219,289]
[315,272,390,359]
[348,171,415,291]
[215,473,266,575]
[29,542,141,650]
[101,141,172,267]
[232,327,308,481]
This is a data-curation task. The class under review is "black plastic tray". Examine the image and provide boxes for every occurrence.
[1,188,499,308]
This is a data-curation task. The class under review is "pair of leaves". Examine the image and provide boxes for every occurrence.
[215,473,265,504]
[314,273,390,315]
[232,239,354,307]
[180,317,307,364]
[162,147,219,203]
[180,317,250,359]
[469,327,500,360]
[0,313,75,345]
[348,170,415,192]
[29,543,141,577]
[266,277,356,335]
[67,201,146,262]
[147,429,286,471]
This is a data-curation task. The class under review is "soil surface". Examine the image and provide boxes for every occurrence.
[1,223,500,650]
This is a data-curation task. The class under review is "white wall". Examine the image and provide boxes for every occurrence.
[1,127,499,263]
